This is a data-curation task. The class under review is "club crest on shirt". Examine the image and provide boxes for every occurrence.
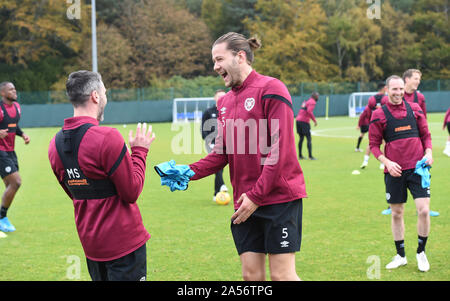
[244,98,255,111]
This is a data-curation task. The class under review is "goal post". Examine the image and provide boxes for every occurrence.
[348,92,378,118]
[172,97,215,123]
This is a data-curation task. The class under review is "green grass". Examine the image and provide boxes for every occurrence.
[0,113,448,281]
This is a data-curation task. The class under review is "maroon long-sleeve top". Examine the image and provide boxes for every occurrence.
[369,101,432,172]
[296,98,317,124]
[48,116,150,261]
[189,71,307,209]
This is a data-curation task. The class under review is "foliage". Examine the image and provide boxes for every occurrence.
[0,0,448,91]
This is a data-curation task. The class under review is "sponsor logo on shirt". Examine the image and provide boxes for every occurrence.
[394,125,412,132]
[244,98,255,111]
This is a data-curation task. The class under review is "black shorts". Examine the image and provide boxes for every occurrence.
[231,199,302,255]
[360,125,369,133]
[86,243,147,281]
[0,150,19,179]
[296,121,310,136]
[384,169,430,204]
[446,122,450,134]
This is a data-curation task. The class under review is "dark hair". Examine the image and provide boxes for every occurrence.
[213,32,261,65]
[377,81,386,90]
[66,71,103,107]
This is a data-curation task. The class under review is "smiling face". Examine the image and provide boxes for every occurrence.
[1,83,17,102]
[387,77,405,105]
[404,71,421,92]
[212,42,245,88]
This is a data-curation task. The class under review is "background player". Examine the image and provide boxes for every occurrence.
[201,89,229,202]
[0,82,30,233]
[357,82,386,169]
[443,107,450,157]
[296,92,319,160]
[403,69,427,117]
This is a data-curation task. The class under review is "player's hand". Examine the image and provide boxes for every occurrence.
[423,150,433,166]
[231,193,259,224]
[0,129,8,139]
[22,133,30,144]
[385,160,402,177]
[129,122,156,150]
[314,121,318,127]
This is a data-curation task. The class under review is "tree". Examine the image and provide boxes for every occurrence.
[245,0,338,84]
[202,0,257,39]
[111,0,213,87]
[76,22,135,89]
[0,0,89,66]
[410,0,450,78]
[375,1,418,78]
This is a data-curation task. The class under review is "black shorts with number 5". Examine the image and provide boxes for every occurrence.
[231,199,302,255]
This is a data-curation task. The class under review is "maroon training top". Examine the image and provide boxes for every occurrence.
[444,107,450,127]
[358,93,387,127]
[404,90,427,117]
[369,101,432,172]
[48,116,150,261]
[189,70,307,209]
[0,101,21,152]
[296,98,317,124]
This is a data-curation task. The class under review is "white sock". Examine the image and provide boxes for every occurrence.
[363,155,370,163]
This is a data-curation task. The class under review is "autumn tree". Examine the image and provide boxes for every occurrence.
[411,0,450,78]
[0,0,89,66]
[245,0,338,84]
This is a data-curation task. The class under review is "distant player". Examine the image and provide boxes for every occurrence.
[0,82,30,233]
[443,107,450,157]
[357,82,386,169]
[369,75,433,272]
[296,92,319,160]
[402,68,439,217]
[402,69,427,117]
[201,89,229,201]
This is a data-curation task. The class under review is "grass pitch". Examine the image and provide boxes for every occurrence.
[0,113,448,281]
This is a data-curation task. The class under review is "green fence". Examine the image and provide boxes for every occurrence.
[16,79,450,105]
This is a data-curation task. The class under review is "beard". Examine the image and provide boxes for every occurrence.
[6,95,17,102]
[97,97,106,122]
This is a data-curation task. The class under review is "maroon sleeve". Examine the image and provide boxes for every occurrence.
[307,99,317,123]
[189,119,228,180]
[358,106,370,127]
[245,80,294,206]
[444,108,450,128]
[369,108,385,159]
[101,129,148,203]
[418,92,427,118]
[411,103,432,150]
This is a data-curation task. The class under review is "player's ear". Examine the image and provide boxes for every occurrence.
[91,90,99,104]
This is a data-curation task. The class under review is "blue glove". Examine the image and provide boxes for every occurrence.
[414,158,431,188]
[154,160,195,192]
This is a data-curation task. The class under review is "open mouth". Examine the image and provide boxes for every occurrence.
[221,71,229,80]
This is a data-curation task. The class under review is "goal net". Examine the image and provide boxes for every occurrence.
[172,97,216,123]
[348,92,378,118]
